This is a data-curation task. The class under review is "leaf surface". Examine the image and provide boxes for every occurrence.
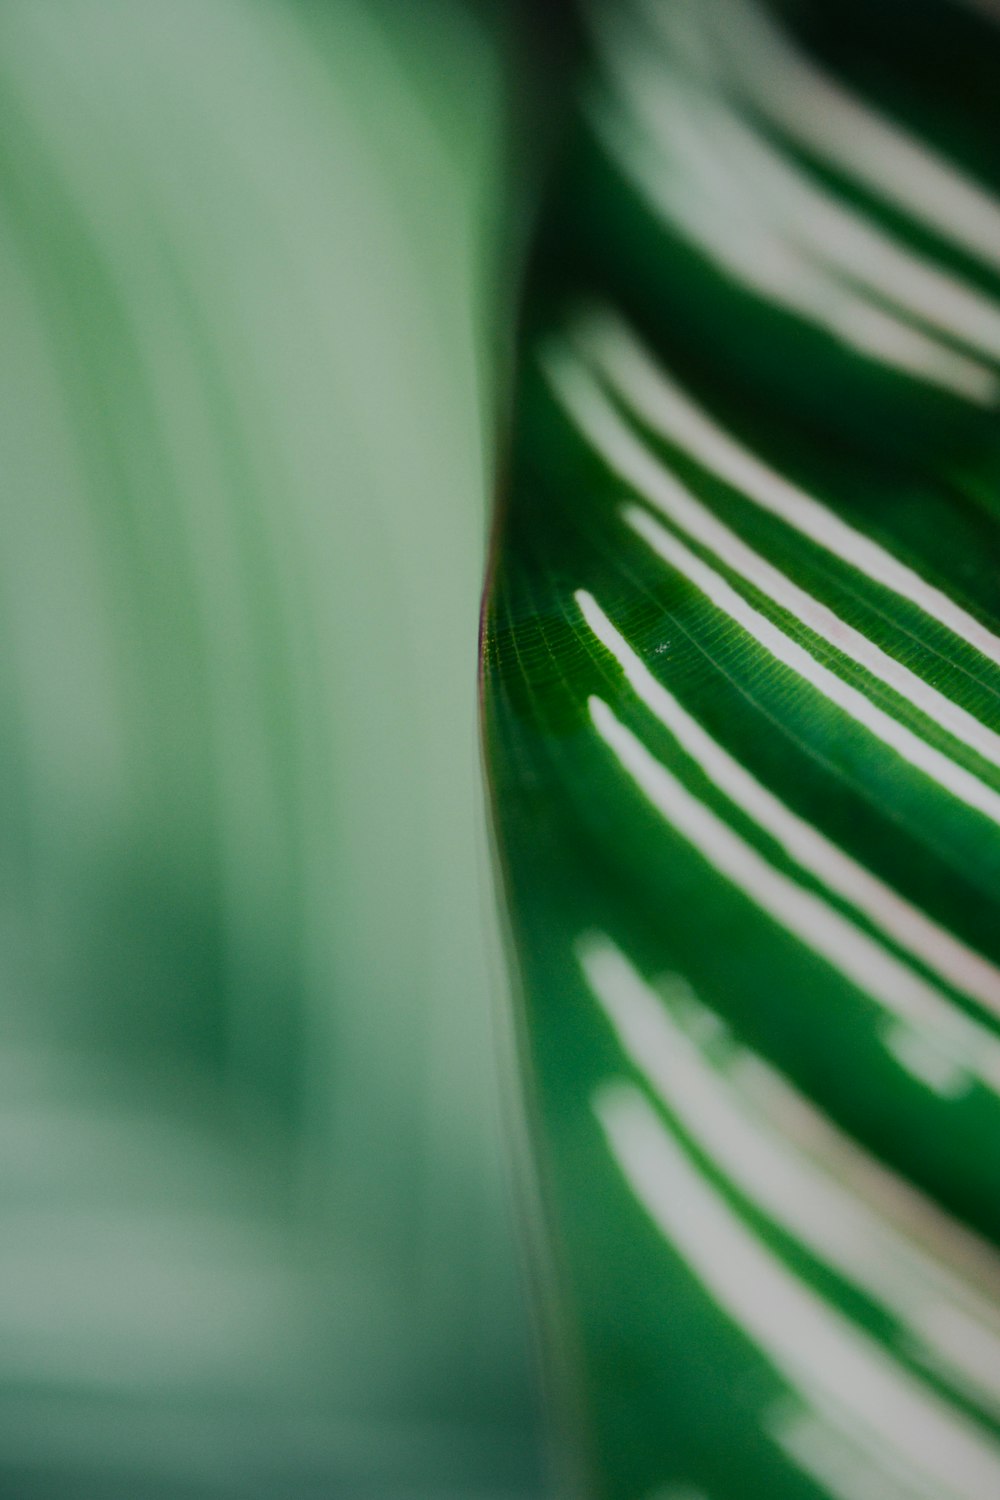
[484,3,1000,1494]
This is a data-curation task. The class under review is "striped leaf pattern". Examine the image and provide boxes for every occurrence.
[484,2,1000,1495]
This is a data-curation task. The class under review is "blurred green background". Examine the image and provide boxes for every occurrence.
[0,0,547,1494]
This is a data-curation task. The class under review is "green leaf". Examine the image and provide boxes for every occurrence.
[0,2,542,1494]
[484,2,1000,1495]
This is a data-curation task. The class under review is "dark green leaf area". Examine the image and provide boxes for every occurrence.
[492,561,1000,1216]
[498,835,1000,1495]
[499,367,1000,952]
[779,0,1000,189]
[486,332,1000,1497]
[534,129,996,467]
[545,1084,827,1500]
[487,8,1000,1489]
[629,420,1000,715]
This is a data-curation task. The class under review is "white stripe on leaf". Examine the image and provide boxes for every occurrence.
[575,311,1000,671]
[769,1399,941,1500]
[585,100,1000,406]
[624,504,1000,832]
[576,590,1000,1019]
[587,696,1000,1095]
[546,347,1000,775]
[595,1081,1000,1500]
[595,8,1000,367]
[579,932,1000,1412]
[641,0,1000,278]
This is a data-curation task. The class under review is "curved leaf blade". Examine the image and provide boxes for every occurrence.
[485,2,1000,1494]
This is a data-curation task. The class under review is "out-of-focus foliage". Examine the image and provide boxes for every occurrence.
[485,1,1000,1495]
[0,1,543,1495]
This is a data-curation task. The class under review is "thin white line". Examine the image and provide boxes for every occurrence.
[576,590,1000,1017]
[703,109,1000,367]
[770,1401,940,1500]
[656,0,1000,277]
[586,99,999,406]
[598,11,1000,366]
[625,504,1000,830]
[578,932,1000,1409]
[575,310,1000,669]
[729,1052,1000,1297]
[547,347,1000,772]
[588,696,1000,1093]
[596,1082,1000,1500]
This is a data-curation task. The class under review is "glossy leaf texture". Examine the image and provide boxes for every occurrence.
[483,2,1000,1496]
